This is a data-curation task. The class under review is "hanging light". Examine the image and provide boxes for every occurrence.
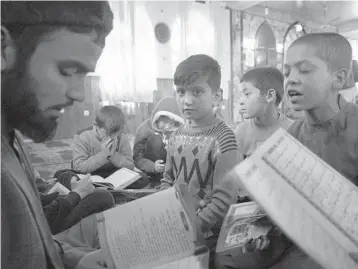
[264,7,268,15]
[295,23,303,32]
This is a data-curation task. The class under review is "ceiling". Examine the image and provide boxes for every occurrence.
[223,0,358,40]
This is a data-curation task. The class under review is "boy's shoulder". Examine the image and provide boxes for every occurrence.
[234,120,251,137]
[213,120,238,153]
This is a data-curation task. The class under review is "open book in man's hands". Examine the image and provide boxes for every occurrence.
[232,128,358,269]
[97,184,209,269]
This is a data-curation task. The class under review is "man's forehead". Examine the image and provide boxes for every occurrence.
[37,29,103,69]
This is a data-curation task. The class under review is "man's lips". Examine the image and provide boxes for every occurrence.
[47,102,73,118]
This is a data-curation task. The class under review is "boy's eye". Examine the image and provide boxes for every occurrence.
[177,90,185,96]
[193,89,202,96]
[244,92,252,97]
[299,69,311,74]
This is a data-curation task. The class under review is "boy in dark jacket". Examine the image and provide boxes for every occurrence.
[133,96,185,188]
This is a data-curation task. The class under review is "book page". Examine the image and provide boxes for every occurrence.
[47,182,70,195]
[233,128,358,269]
[97,185,197,269]
[151,251,209,269]
[103,168,141,190]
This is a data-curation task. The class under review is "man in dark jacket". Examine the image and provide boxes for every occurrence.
[1,2,113,268]
[133,96,184,187]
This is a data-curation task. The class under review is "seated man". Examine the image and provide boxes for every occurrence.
[133,96,184,188]
[36,170,114,235]
[73,105,148,188]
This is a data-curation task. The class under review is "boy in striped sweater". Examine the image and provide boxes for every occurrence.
[160,54,243,264]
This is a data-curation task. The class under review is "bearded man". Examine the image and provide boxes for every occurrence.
[1,2,114,269]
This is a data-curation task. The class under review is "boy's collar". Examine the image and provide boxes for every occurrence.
[305,94,348,130]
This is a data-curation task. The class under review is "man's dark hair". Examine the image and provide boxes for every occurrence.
[241,67,284,106]
[1,1,113,58]
[174,54,221,92]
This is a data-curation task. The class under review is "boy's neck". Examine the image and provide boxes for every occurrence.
[189,114,216,128]
[254,105,280,127]
[305,93,340,124]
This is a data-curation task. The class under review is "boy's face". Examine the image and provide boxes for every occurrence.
[96,126,120,141]
[238,81,266,119]
[284,44,335,111]
[157,116,177,133]
[175,76,218,123]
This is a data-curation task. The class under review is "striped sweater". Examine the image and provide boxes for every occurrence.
[161,118,243,233]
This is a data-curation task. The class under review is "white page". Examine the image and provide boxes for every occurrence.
[97,186,196,269]
[233,128,358,269]
[151,253,208,269]
[103,168,141,189]
[47,182,70,195]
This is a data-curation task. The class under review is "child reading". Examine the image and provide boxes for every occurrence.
[160,54,243,267]
[72,105,148,188]
[235,67,293,159]
[133,96,184,188]
[219,32,358,269]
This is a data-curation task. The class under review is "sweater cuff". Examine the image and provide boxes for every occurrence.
[65,192,81,207]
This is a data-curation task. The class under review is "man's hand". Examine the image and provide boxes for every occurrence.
[154,160,165,173]
[75,250,110,269]
[71,174,95,199]
[101,137,114,157]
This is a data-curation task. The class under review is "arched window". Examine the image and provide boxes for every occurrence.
[254,21,277,68]
[282,21,306,70]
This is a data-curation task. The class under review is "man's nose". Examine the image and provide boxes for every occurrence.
[66,86,85,102]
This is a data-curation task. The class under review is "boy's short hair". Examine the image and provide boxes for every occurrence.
[174,54,221,92]
[289,33,352,72]
[95,106,125,135]
[241,67,284,106]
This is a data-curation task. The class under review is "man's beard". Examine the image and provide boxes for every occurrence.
[2,68,58,143]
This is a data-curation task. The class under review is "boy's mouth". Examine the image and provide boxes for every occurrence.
[288,90,303,97]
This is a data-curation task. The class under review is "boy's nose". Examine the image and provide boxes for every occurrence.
[184,94,194,105]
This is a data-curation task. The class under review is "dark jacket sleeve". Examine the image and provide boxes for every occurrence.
[42,192,81,234]
[133,120,156,173]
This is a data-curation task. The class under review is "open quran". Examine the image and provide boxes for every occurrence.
[231,128,358,269]
[97,184,209,269]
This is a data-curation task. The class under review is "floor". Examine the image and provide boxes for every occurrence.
[26,135,135,179]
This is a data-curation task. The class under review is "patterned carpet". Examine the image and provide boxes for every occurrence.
[26,135,135,179]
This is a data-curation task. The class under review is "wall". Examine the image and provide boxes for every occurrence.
[230,5,338,124]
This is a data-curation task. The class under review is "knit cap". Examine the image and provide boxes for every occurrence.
[1,1,113,40]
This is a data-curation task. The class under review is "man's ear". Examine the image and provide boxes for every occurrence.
[266,89,277,104]
[333,68,348,91]
[1,26,17,72]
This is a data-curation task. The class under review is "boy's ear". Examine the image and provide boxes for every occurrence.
[333,68,348,91]
[213,88,223,103]
[1,26,17,72]
[266,89,277,104]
